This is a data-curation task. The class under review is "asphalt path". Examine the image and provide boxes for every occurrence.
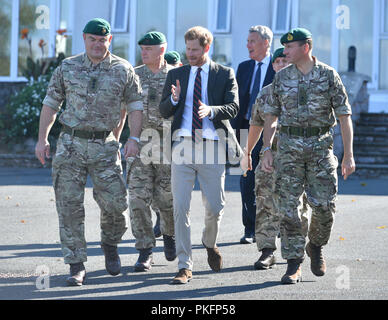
[0,167,387,303]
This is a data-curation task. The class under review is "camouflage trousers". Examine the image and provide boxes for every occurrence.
[127,156,174,250]
[275,133,338,260]
[52,132,128,264]
[255,151,309,252]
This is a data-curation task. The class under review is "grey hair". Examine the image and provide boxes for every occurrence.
[249,25,273,48]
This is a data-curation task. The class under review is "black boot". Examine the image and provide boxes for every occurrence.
[101,243,121,276]
[281,259,303,284]
[163,235,177,261]
[66,262,86,286]
[254,248,276,270]
[134,248,153,272]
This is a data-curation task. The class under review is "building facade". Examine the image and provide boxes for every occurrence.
[1,0,387,112]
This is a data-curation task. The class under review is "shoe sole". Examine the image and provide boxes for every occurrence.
[254,263,276,270]
[170,277,192,285]
[66,277,86,286]
[134,265,152,272]
[280,276,302,285]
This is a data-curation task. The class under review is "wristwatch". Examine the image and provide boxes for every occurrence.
[128,136,140,143]
[260,146,271,156]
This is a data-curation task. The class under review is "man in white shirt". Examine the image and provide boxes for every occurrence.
[231,25,276,245]
[159,26,242,285]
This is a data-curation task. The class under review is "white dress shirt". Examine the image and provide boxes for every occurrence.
[249,54,271,94]
[172,59,219,140]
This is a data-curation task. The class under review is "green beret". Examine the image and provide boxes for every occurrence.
[164,51,181,65]
[281,28,312,44]
[272,47,286,63]
[83,18,111,36]
[138,31,167,45]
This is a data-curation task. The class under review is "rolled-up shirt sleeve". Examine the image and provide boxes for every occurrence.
[123,68,143,113]
[263,77,281,117]
[42,65,65,112]
[330,70,352,118]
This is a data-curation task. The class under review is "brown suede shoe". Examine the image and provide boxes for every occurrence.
[203,242,223,272]
[171,268,192,285]
[306,242,326,276]
[281,259,302,284]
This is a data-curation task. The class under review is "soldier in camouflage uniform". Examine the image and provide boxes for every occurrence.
[261,28,355,284]
[126,32,176,272]
[241,48,310,271]
[35,19,143,286]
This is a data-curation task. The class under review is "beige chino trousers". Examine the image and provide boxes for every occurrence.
[171,137,226,271]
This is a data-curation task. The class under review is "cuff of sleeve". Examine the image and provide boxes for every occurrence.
[249,119,264,127]
[208,108,215,120]
[334,107,352,118]
[125,100,143,113]
[263,106,281,117]
[170,95,178,106]
[42,95,62,112]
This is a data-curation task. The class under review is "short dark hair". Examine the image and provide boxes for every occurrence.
[298,39,313,51]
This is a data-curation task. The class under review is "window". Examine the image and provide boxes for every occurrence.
[299,0,331,65]
[175,0,208,63]
[56,0,73,57]
[384,0,388,33]
[111,0,130,60]
[18,0,51,76]
[136,0,168,66]
[379,40,388,89]
[379,0,388,89]
[214,0,231,33]
[0,0,12,76]
[338,0,373,78]
[0,0,72,82]
[272,0,291,34]
[111,0,129,32]
[213,35,232,66]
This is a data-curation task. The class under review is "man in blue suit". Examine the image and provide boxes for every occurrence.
[231,25,275,244]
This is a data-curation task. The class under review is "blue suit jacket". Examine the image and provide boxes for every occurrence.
[231,58,275,136]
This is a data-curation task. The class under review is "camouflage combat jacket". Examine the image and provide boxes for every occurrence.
[250,83,278,147]
[135,62,174,133]
[264,57,352,127]
[43,52,143,131]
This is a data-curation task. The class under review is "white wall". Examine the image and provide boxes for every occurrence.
[72,0,112,55]
[231,0,272,71]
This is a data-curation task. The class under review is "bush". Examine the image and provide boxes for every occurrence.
[1,54,65,146]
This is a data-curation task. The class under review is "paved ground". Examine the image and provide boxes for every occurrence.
[0,167,387,303]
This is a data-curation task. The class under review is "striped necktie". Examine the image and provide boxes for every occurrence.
[192,67,202,143]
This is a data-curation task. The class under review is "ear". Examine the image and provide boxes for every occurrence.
[108,34,113,44]
[303,43,309,54]
[83,33,86,41]
[204,44,210,53]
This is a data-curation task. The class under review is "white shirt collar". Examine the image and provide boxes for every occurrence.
[191,58,210,74]
[255,54,271,67]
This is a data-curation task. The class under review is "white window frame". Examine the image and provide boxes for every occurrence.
[213,0,232,33]
[111,0,129,33]
[272,0,291,34]
[0,0,72,82]
[375,0,388,91]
